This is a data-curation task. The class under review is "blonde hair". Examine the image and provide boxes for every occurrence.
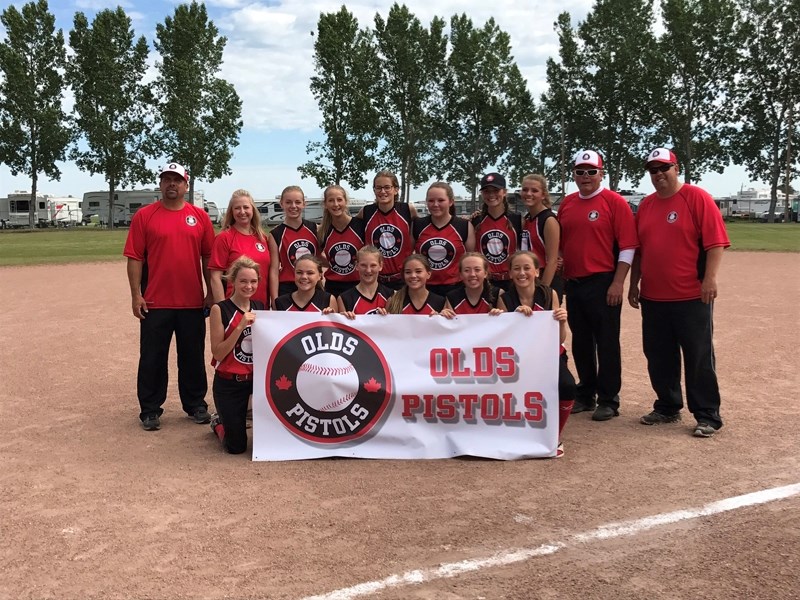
[427,182,456,216]
[357,245,383,264]
[318,185,350,244]
[280,185,305,203]
[221,189,265,242]
[521,174,552,209]
[386,254,431,314]
[226,255,260,282]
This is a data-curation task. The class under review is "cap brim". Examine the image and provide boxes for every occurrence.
[481,183,504,189]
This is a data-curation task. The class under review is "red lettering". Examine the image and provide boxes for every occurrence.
[436,395,457,420]
[450,348,471,377]
[402,394,421,417]
[481,394,501,420]
[460,394,480,419]
[496,347,516,378]
[430,349,448,378]
[502,393,522,421]
[423,394,436,419]
[524,391,544,422]
[473,347,493,377]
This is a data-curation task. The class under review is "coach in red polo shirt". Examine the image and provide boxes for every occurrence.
[558,150,639,421]
[124,163,215,431]
[628,148,729,437]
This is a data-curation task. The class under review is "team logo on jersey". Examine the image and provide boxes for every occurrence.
[255,242,266,253]
[480,230,510,265]
[234,326,254,364]
[186,215,198,226]
[328,241,358,276]
[373,224,403,258]
[667,211,679,223]
[420,238,456,270]
[287,239,314,265]
[588,210,600,222]
[266,322,393,444]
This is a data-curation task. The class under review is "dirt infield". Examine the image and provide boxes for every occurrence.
[1,252,798,600]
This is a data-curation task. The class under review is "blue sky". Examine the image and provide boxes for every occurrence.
[0,0,766,207]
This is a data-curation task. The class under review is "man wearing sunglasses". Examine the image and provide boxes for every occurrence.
[558,150,639,422]
[628,148,729,438]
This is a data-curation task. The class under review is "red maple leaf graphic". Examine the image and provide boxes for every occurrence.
[275,375,293,390]
[363,377,382,393]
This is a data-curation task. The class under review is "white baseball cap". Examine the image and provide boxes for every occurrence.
[645,148,679,166]
[573,150,603,169]
[160,162,189,182]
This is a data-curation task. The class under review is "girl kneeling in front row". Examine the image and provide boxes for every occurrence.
[499,251,576,457]
[385,254,450,315]
[209,256,265,454]
[273,255,337,313]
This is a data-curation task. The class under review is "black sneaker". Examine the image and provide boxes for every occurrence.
[640,410,681,425]
[189,408,211,424]
[591,405,619,421]
[571,400,597,414]
[693,422,718,438]
[142,415,161,431]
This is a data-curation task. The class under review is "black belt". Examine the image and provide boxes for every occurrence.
[490,273,511,282]
[216,371,252,382]
[566,271,614,284]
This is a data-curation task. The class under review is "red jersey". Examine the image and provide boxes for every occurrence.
[446,286,500,314]
[472,212,522,278]
[211,298,265,376]
[413,216,470,286]
[338,284,394,314]
[123,201,214,309]
[363,203,414,279]
[274,288,332,312]
[558,188,639,279]
[321,217,364,283]
[270,220,318,283]
[209,228,271,305]
[636,184,730,301]
[522,208,558,270]
[398,290,447,315]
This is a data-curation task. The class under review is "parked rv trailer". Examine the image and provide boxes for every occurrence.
[2,191,50,228]
[81,189,205,226]
[204,201,221,224]
[0,197,8,228]
[48,197,83,227]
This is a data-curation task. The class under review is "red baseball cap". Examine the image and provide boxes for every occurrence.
[645,148,678,167]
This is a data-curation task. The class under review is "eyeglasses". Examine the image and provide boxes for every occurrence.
[373,185,394,192]
[574,169,599,176]
[647,164,674,174]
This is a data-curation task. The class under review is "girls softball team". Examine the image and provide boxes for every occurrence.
[203,172,576,457]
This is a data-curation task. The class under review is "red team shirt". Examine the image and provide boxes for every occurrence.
[557,188,639,279]
[209,228,271,305]
[274,289,332,312]
[271,220,318,283]
[413,216,470,286]
[123,201,214,309]
[636,184,730,301]
[398,291,447,315]
[363,203,414,279]
[522,209,557,271]
[472,212,522,279]
[446,287,499,314]
[211,298,265,377]
[338,285,394,314]
[321,218,364,283]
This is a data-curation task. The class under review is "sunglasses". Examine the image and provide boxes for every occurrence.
[647,164,674,174]
[574,169,599,176]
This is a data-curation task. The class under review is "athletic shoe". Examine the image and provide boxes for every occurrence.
[209,413,221,433]
[693,422,718,438]
[640,410,681,425]
[591,405,619,421]
[141,415,160,431]
[556,442,564,458]
[189,408,211,424]
[570,400,597,414]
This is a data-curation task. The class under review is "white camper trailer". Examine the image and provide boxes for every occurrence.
[48,196,83,227]
[81,189,205,226]
[204,201,221,224]
[1,191,50,228]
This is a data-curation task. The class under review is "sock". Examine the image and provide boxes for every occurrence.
[558,400,574,438]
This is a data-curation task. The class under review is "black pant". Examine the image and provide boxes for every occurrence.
[565,272,621,408]
[137,308,208,420]
[212,375,252,454]
[559,351,577,401]
[641,298,723,429]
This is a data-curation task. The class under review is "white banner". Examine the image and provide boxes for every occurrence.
[252,312,559,461]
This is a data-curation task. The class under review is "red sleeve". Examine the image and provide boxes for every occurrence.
[695,187,730,250]
[612,193,639,251]
[123,208,147,260]
[209,229,232,271]
[200,211,215,258]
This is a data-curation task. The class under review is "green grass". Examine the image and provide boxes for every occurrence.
[725,222,800,252]
[0,221,797,266]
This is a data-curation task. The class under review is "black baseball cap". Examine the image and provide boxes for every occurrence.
[480,173,506,189]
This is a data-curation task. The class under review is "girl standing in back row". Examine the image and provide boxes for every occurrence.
[520,173,563,300]
[318,184,364,297]
[268,186,318,303]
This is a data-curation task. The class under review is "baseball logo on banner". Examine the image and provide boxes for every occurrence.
[265,322,393,443]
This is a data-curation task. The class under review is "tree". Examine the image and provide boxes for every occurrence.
[575,0,660,190]
[299,7,381,191]
[436,14,530,207]
[0,0,71,228]
[372,4,447,201]
[68,8,154,229]
[732,0,800,222]
[653,0,740,183]
[153,1,242,204]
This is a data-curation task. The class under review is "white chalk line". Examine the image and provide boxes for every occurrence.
[302,482,800,600]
